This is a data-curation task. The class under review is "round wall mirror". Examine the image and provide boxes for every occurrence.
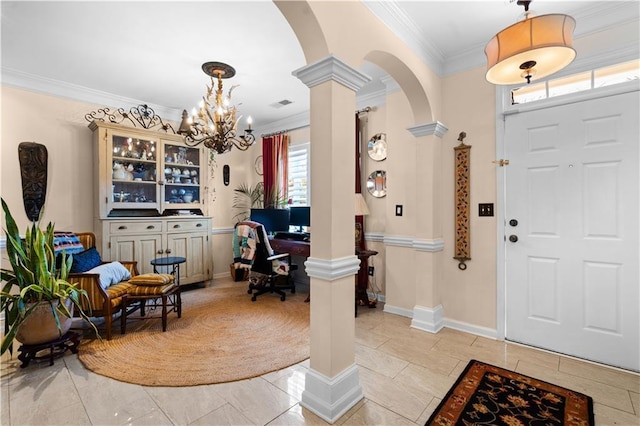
[367,133,387,161]
[367,170,387,198]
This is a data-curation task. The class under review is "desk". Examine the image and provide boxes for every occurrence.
[269,238,310,257]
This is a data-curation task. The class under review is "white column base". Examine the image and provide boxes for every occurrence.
[301,364,363,424]
[411,304,444,333]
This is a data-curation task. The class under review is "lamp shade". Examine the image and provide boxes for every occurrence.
[355,193,370,216]
[485,13,576,85]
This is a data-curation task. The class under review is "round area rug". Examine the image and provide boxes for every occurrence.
[78,284,309,386]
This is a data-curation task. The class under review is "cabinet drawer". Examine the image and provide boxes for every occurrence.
[109,221,163,234]
[167,219,209,233]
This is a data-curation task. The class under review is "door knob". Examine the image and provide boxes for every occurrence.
[509,219,518,226]
[509,235,518,243]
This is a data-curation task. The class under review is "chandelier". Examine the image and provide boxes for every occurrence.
[484,0,576,85]
[178,62,255,154]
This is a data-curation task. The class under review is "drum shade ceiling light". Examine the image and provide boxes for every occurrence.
[485,0,576,85]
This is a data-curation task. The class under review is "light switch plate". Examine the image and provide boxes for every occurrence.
[395,205,403,216]
[479,203,494,217]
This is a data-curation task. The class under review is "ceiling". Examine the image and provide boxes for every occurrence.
[1,1,636,132]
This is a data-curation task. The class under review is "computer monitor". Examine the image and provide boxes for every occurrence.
[250,208,290,233]
[288,206,310,232]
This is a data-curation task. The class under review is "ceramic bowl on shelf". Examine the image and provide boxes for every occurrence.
[182,193,193,203]
[183,178,191,184]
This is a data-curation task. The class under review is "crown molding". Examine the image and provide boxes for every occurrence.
[1,67,183,121]
[363,1,444,76]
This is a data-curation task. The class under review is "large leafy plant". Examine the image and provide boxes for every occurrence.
[0,198,95,354]
[232,183,288,223]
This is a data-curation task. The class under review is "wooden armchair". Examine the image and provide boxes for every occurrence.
[68,232,138,340]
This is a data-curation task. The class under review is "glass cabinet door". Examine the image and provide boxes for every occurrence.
[109,134,160,212]
[162,142,203,209]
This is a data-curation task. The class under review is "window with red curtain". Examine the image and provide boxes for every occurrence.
[261,133,289,208]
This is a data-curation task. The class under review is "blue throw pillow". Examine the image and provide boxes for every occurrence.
[70,247,102,273]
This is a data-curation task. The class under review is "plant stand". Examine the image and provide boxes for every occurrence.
[16,331,80,368]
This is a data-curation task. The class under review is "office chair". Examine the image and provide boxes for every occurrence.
[236,221,296,301]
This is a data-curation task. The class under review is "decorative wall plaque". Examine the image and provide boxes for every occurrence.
[454,132,471,270]
[18,142,48,222]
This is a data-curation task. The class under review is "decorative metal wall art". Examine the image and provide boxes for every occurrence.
[18,142,48,222]
[367,133,387,161]
[85,104,177,133]
[367,170,387,198]
[454,132,471,270]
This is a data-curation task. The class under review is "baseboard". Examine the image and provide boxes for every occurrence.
[411,304,444,333]
[382,303,413,318]
[300,364,363,423]
[367,291,385,303]
[443,318,498,340]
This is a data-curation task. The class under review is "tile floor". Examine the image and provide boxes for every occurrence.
[1,278,638,426]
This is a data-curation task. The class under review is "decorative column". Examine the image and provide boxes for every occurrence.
[292,55,371,423]
[407,121,448,333]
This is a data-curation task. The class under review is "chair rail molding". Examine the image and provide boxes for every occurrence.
[384,235,444,252]
[304,255,360,281]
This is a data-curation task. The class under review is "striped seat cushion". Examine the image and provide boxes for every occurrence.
[106,282,135,299]
[128,283,177,296]
[128,273,175,286]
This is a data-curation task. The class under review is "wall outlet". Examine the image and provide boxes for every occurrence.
[368,266,375,276]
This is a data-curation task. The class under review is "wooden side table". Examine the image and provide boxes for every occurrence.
[150,256,186,285]
[121,284,182,334]
[356,249,378,316]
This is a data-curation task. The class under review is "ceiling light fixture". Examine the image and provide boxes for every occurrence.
[178,62,255,154]
[484,0,576,85]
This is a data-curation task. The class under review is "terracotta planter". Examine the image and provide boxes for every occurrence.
[15,299,73,345]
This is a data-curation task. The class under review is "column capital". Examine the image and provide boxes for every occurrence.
[407,121,448,138]
[292,55,371,92]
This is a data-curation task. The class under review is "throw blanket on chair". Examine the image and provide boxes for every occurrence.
[232,223,258,269]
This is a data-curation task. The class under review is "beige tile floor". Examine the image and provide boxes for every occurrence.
[1,278,638,426]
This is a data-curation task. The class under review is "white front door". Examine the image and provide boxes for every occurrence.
[504,89,639,371]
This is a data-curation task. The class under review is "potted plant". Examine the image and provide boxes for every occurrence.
[0,198,96,355]
[232,182,289,223]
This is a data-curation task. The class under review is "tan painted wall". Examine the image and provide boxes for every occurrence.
[1,87,100,232]
[440,66,498,329]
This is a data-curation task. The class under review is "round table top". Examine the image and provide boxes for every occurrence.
[150,256,186,266]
